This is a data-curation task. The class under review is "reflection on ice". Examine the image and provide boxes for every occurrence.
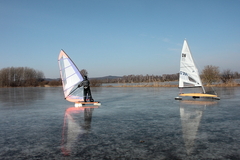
[1,87,239,159]
[0,87,45,107]
[180,100,218,155]
[61,106,98,156]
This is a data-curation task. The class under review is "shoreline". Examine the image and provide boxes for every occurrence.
[1,83,239,88]
[101,83,240,88]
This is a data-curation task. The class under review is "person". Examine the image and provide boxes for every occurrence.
[78,76,94,102]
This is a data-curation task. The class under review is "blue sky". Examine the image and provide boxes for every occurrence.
[1,0,240,78]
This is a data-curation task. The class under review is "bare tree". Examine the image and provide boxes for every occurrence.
[0,67,45,87]
[36,70,45,81]
[233,72,240,79]
[80,69,88,77]
[201,65,220,85]
[0,68,9,87]
[90,79,102,87]
[221,69,234,84]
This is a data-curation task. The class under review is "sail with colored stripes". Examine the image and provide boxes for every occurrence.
[58,50,84,102]
[179,40,205,92]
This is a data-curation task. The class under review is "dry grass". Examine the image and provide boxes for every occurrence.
[104,81,240,88]
[105,83,178,88]
[213,82,240,87]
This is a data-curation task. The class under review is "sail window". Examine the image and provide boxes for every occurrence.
[183,82,195,87]
[188,76,197,84]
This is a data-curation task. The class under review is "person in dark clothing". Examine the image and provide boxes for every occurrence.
[78,76,94,102]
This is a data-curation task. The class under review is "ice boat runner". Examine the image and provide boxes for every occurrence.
[58,50,101,107]
[175,40,220,100]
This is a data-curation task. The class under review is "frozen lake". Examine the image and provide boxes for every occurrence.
[0,86,240,159]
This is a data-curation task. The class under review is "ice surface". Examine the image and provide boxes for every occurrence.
[0,87,240,159]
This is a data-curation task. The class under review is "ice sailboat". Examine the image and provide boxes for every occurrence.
[175,40,220,100]
[58,50,101,107]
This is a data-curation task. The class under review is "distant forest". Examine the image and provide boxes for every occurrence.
[0,67,45,87]
[0,66,240,87]
[0,67,179,87]
[100,73,179,83]
[0,67,60,87]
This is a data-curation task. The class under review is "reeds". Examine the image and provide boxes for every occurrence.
[104,82,178,88]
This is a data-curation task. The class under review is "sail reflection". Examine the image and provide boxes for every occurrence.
[61,106,98,156]
[180,100,217,155]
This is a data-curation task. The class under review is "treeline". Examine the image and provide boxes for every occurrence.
[100,66,240,85]
[200,65,240,85]
[1,66,239,88]
[40,79,62,87]
[100,73,178,83]
[0,67,45,87]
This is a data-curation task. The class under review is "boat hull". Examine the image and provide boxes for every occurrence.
[74,101,101,107]
[179,93,217,97]
[177,93,220,100]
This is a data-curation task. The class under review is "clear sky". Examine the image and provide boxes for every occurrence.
[1,0,240,78]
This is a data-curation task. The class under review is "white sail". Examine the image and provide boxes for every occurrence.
[179,40,204,92]
[58,50,84,102]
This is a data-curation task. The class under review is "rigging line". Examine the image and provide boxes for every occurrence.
[62,72,77,82]
[66,83,81,98]
[61,50,83,77]
[64,80,80,93]
[210,86,217,95]
[59,64,72,72]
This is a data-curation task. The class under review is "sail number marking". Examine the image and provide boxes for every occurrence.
[180,71,188,76]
